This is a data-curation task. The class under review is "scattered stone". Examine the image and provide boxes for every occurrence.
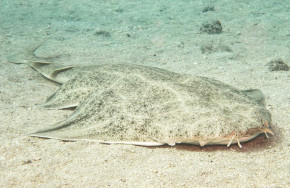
[200,40,232,54]
[268,59,289,71]
[115,8,123,13]
[94,30,111,37]
[22,160,32,165]
[177,41,184,48]
[201,43,213,54]
[202,6,215,13]
[200,20,222,34]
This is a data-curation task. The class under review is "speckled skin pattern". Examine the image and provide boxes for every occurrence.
[30,63,272,146]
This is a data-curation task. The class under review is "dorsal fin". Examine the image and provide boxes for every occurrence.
[27,60,74,84]
[50,66,74,83]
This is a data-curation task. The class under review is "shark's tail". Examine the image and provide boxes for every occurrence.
[7,35,53,65]
[7,35,74,84]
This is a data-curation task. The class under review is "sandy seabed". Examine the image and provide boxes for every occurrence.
[0,0,289,187]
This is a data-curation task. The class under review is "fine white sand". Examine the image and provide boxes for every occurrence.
[0,1,289,187]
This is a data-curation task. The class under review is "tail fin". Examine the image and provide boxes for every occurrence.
[7,36,53,64]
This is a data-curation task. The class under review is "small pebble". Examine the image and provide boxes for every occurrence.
[200,20,222,34]
[268,59,289,71]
